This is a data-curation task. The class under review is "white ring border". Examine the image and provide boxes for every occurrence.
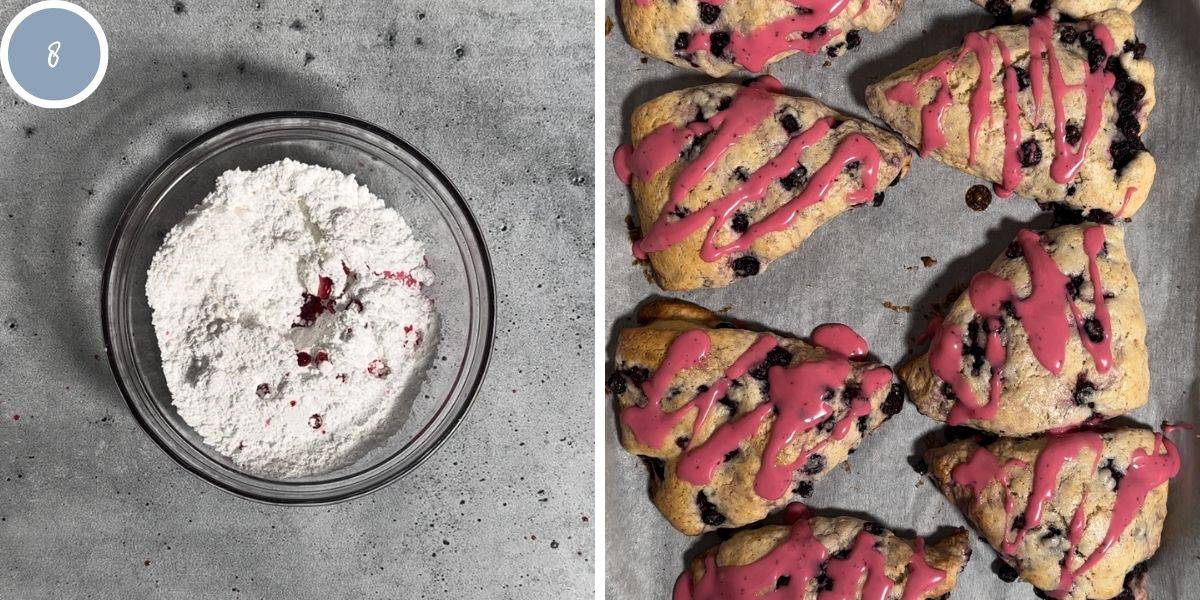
[1,0,108,109]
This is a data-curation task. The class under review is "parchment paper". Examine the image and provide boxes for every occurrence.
[604,1,1200,597]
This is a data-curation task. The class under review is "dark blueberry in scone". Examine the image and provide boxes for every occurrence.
[709,31,731,58]
[730,212,750,233]
[732,255,760,277]
[674,32,690,52]
[1018,139,1042,167]
[696,491,726,526]
[985,0,1014,21]
[605,371,627,395]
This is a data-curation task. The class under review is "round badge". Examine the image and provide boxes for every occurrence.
[1,1,107,108]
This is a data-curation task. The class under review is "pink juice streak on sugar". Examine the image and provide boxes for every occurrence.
[616,75,883,262]
[931,227,1113,424]
[885,18,1115,193]
[1052,434,1180,598]
[622,331,778,449]
[675,503,944,600]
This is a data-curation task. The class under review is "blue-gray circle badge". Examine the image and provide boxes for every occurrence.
[2,1,107,108]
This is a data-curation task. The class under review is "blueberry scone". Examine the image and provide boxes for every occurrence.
[973,0,1142,21]
[900,224,1147,436]
[865,10,1154,219]
[923,428,1180,599]
[609,299,904,535]
[619,0,906,77]
[675,504,972,599]
[615,77,911,291]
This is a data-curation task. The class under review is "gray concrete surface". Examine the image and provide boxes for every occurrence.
[0,1,593,598]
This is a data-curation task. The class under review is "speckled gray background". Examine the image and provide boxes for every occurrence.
[605,0,1199,598]
[0,1,593,598]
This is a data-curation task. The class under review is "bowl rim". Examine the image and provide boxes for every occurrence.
[100,110,496,505]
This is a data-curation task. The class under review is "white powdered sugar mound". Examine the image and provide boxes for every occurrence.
[146,159,438,478]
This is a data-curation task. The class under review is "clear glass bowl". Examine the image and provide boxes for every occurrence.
[102,112,494,504]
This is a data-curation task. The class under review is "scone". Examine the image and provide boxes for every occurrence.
[973,0,1143,21]
[924,428,1180,599]
[609,299,904,535]
[900,224,1147,436]
[675,504,972,600]
[618,0,906,77]
[865,10,1154,219]
[615,77,911,291]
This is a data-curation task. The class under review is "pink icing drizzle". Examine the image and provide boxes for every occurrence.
[951,445,1027,518]
[929,227,1114,425]
[899,538,948,600]
[989,34,1025,197]
[621,323,892,501]
[622,331,776,449]
[1052,434,1180,597]
[673,0,861,71]
[951,432,1181,599]
[1161,421,1194,436]
[1115,186,1136,218]
[673,503,947,600]
[884,59,953,158]
[884,17,1117,195]
[1001,432,1103,555]
[613,76,884,262]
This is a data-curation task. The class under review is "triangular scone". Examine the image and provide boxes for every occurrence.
[615,77,911,291]
[972,0,1142,20]
[901,225,1146,436]
[865,10,1154,219]
[924,428,1180,599]
[676,505,972,599]
[619,0,906,77]
[609,299,905,535]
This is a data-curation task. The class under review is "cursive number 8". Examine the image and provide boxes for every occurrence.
[47,40,60,68]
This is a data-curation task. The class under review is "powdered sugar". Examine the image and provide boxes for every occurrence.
[146,159,438,478]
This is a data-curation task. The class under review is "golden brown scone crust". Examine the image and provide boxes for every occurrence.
[970,0,1143,19]
[628,83,911,291]
[682,516,972,599]
[900,225,1146,436]
[611,299,903,535]
[924,429,1170,600]
[865,10,1155,217]
[619,0,906,77]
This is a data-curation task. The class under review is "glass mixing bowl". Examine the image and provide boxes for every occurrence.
[102,112,494,503]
